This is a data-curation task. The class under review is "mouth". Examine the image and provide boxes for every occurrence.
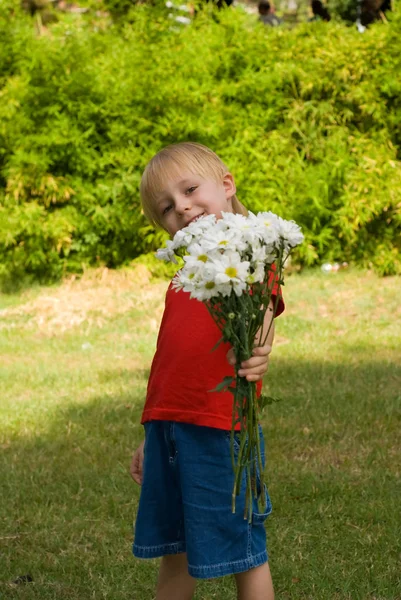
[186,213,205,226]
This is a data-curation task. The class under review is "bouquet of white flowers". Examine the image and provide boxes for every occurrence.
[157,211,304,521]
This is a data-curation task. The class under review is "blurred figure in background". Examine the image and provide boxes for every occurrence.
[309,0,331,21]
[258,0,282,26]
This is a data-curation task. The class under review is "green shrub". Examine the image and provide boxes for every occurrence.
[0,1,32,85]
[0,6,400,283]
[328,0,357,22]
[131,251,181,279]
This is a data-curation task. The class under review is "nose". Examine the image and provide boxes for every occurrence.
[175,194,192,215]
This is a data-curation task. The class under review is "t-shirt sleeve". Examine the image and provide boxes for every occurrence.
[268,263,285,317]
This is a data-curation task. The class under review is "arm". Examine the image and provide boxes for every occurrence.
[226,300,275,383]
[130,440,145,485]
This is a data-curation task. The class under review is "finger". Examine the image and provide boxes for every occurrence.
[245,373,264,382]
[238,356,269,375]
[130,456,139,477]
[251,345,272,357]
[132,472,142,485]
[240,355,269,370]
[130,460,142,484]
[226,348,236,365]
[238,367,266,379]
[130,465,137,481]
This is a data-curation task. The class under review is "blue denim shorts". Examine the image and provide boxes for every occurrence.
[132,421,272,579]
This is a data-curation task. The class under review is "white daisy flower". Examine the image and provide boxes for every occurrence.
[183,243,217,269]
[276,217,304,249]
[220,212,248,227]
[223,213,262,249]
[191,279,219,301]
[156,240,177,263]
[254,212,280,246]
[212,253,250,296]
[246,261,266,284]
[171,273,183,290]
[182,213,217,236]
[201,228,239,253]
[172,228,195,250]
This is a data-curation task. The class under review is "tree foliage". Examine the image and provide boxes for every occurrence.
[0,4,400,283]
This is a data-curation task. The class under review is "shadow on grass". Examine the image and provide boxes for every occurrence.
[1,358,400,599]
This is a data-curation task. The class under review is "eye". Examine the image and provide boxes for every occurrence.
[185,186,197,195]
[162,204,172,215]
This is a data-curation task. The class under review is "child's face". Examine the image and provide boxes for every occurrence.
[155,172,236,236]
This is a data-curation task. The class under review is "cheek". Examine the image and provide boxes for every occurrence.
[167,220,179,236]
[161,215,177,236]
[166,225,177,236]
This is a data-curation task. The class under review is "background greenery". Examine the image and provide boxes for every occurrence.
[1,2,400,285]
[1,268,400,599]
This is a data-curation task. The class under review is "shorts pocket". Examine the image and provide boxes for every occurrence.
[224,425,265,453]
[223,430,241,452]
[252,484,273,524]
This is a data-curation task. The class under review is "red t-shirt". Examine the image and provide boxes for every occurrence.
[141,275,284,431]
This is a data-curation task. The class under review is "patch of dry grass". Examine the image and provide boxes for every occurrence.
[0,265,168,336]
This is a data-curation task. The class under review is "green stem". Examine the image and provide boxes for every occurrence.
[232,430,246,513]
[206,287,272,521]
[262,246,286,347]
[245,467,252,523]
[255,412,266,511]
[230,391,237,473]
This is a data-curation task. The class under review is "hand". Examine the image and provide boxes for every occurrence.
[130,440,145,485]
[226,344,272,382]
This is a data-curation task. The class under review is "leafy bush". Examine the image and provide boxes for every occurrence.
[327,0,357,22]
[0,6,400,284]
[0,1,33,85]
[131,251,181,279]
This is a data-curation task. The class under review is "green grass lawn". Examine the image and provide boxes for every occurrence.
[0,268,400,600]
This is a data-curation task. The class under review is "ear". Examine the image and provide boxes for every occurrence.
[222,173,236,199]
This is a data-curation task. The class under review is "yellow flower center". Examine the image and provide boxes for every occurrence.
[218,240,228,246]
[225,267,238,278]
[189,273,195,280]
[198,254,208,263]
[205,281,215,290]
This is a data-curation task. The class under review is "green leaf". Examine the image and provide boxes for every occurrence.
[210,336,225,353]
[209,376,235,393]
[259,394,281,410]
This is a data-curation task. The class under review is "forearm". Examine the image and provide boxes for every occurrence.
[233,301,276,382]
[256,300,275,348]
[264,310,275,348]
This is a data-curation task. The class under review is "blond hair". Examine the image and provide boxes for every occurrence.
[140,142,248,230]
